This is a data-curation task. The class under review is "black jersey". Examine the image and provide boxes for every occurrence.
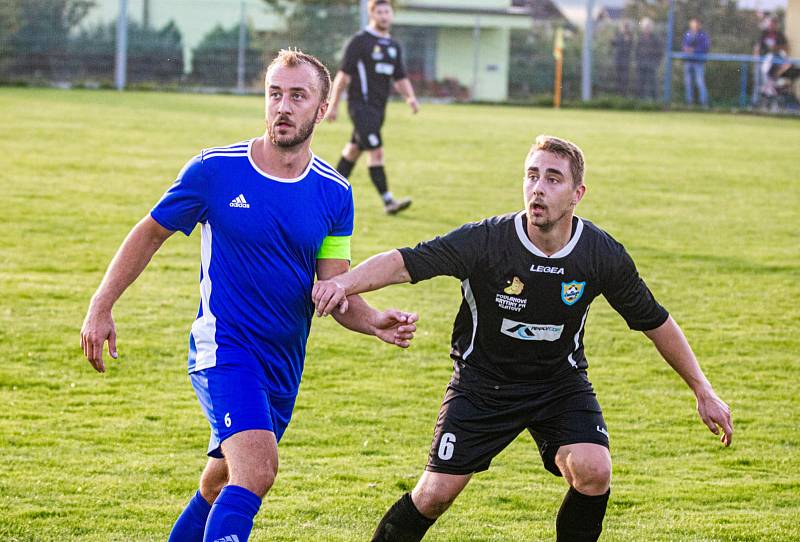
[340,28,407,110]
[398,212,669,383]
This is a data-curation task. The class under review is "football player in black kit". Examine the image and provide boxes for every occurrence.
[312,135,734,541]
[328,0,418,215]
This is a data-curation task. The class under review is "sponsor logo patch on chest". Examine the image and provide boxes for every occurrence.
[501,319,564,341]
[561,281,586,305]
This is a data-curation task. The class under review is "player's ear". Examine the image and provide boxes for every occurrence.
[316,100,329,124]
[573,184,586,206]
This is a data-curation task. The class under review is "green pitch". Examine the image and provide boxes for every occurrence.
[1,88,798,541]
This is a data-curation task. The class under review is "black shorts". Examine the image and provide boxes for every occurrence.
[426,363,609,477]
[348,103,385,150]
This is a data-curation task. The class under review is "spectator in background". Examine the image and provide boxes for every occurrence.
[635,18,662,100]
[754,16,796,100]
[755,16,789,57]
[612,22,634,96]
[682,18,710,107]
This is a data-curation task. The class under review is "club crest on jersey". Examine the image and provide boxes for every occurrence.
[504,276,524,295]
[561,281,586,306]
[387,46,397,59]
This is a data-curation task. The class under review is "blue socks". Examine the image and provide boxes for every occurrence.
[169,490,212,542]
[203,485,262,542]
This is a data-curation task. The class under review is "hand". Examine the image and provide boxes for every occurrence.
[312,279,348,316]
[80,304,118,373]
[407,97,419,114]
[326,105,338,122]
[372,309,418,348]
[696,387,733,446]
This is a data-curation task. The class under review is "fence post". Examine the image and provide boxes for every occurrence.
[471,15,481,101]
[115,0,128,91]
[739,61,748,108]
[581,0,596,102]
[662,0,675,106]
[360,0,369,29]
[751,58,761,105]
[237,0,247,94]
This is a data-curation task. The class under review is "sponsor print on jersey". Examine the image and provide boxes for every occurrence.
[495,294,527,312]
[561,280,586,306]
[501,319,564,341]
[375,62,395,75]
[504,276,524,295]
[530,264,565,274]
[371,45,383,60]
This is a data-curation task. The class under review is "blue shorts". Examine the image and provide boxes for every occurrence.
[190,358,298,458]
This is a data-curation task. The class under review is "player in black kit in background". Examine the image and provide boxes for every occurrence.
[312,135,733,541]
[328,0,418,215]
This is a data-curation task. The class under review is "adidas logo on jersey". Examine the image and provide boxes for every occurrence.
[229,194,250,208]
[212,536,240,542]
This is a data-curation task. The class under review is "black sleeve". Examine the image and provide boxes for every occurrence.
[398,221,488,283]
[340,35,360,76]
[601,241,669,331]
[393,41,407,80]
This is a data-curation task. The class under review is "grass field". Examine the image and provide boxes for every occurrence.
[0,87,799,541]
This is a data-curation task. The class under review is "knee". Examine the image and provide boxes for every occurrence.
[343,144,360,161]
[368,148,384,165]
[199,468,228,503]
[243,462,277,498]
[570,459,612,496]
[412,483,457,519]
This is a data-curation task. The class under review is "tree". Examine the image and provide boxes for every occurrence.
[69,20,184,84]
[190,23,262,87]
[260,0,358,74]
[3,0,96,80]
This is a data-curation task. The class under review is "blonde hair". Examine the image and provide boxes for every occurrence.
[528,135,585,187]
[266,48,331,101]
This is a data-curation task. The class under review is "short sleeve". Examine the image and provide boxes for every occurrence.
[150,154,209,236]
[340,35,360,76]
[393,41,407,80]
[398,221,488,283]
[316,187,354,261]
[601,242,669,331]
[331,187,354,237]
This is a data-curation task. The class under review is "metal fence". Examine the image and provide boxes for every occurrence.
[1,0,797,114]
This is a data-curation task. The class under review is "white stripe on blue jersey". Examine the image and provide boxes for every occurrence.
[312,157,350,186]
[310,164,350,191]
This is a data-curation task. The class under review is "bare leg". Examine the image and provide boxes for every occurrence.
[553,443,612,542]
[371,471,471,541]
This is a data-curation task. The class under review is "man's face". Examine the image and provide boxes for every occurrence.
[523,151,585,231]
[265,64,328,149]
[370,4,394,32]
[690,19,701,32]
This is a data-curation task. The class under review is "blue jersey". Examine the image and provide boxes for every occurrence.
[150,140,354,394]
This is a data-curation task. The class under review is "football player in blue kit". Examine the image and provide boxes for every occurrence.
[312,135,733,542]
[80,50,418,542]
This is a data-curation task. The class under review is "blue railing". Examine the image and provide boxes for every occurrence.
[665,52,800,108]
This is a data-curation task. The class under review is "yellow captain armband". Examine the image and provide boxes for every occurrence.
[316,235,352,260]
